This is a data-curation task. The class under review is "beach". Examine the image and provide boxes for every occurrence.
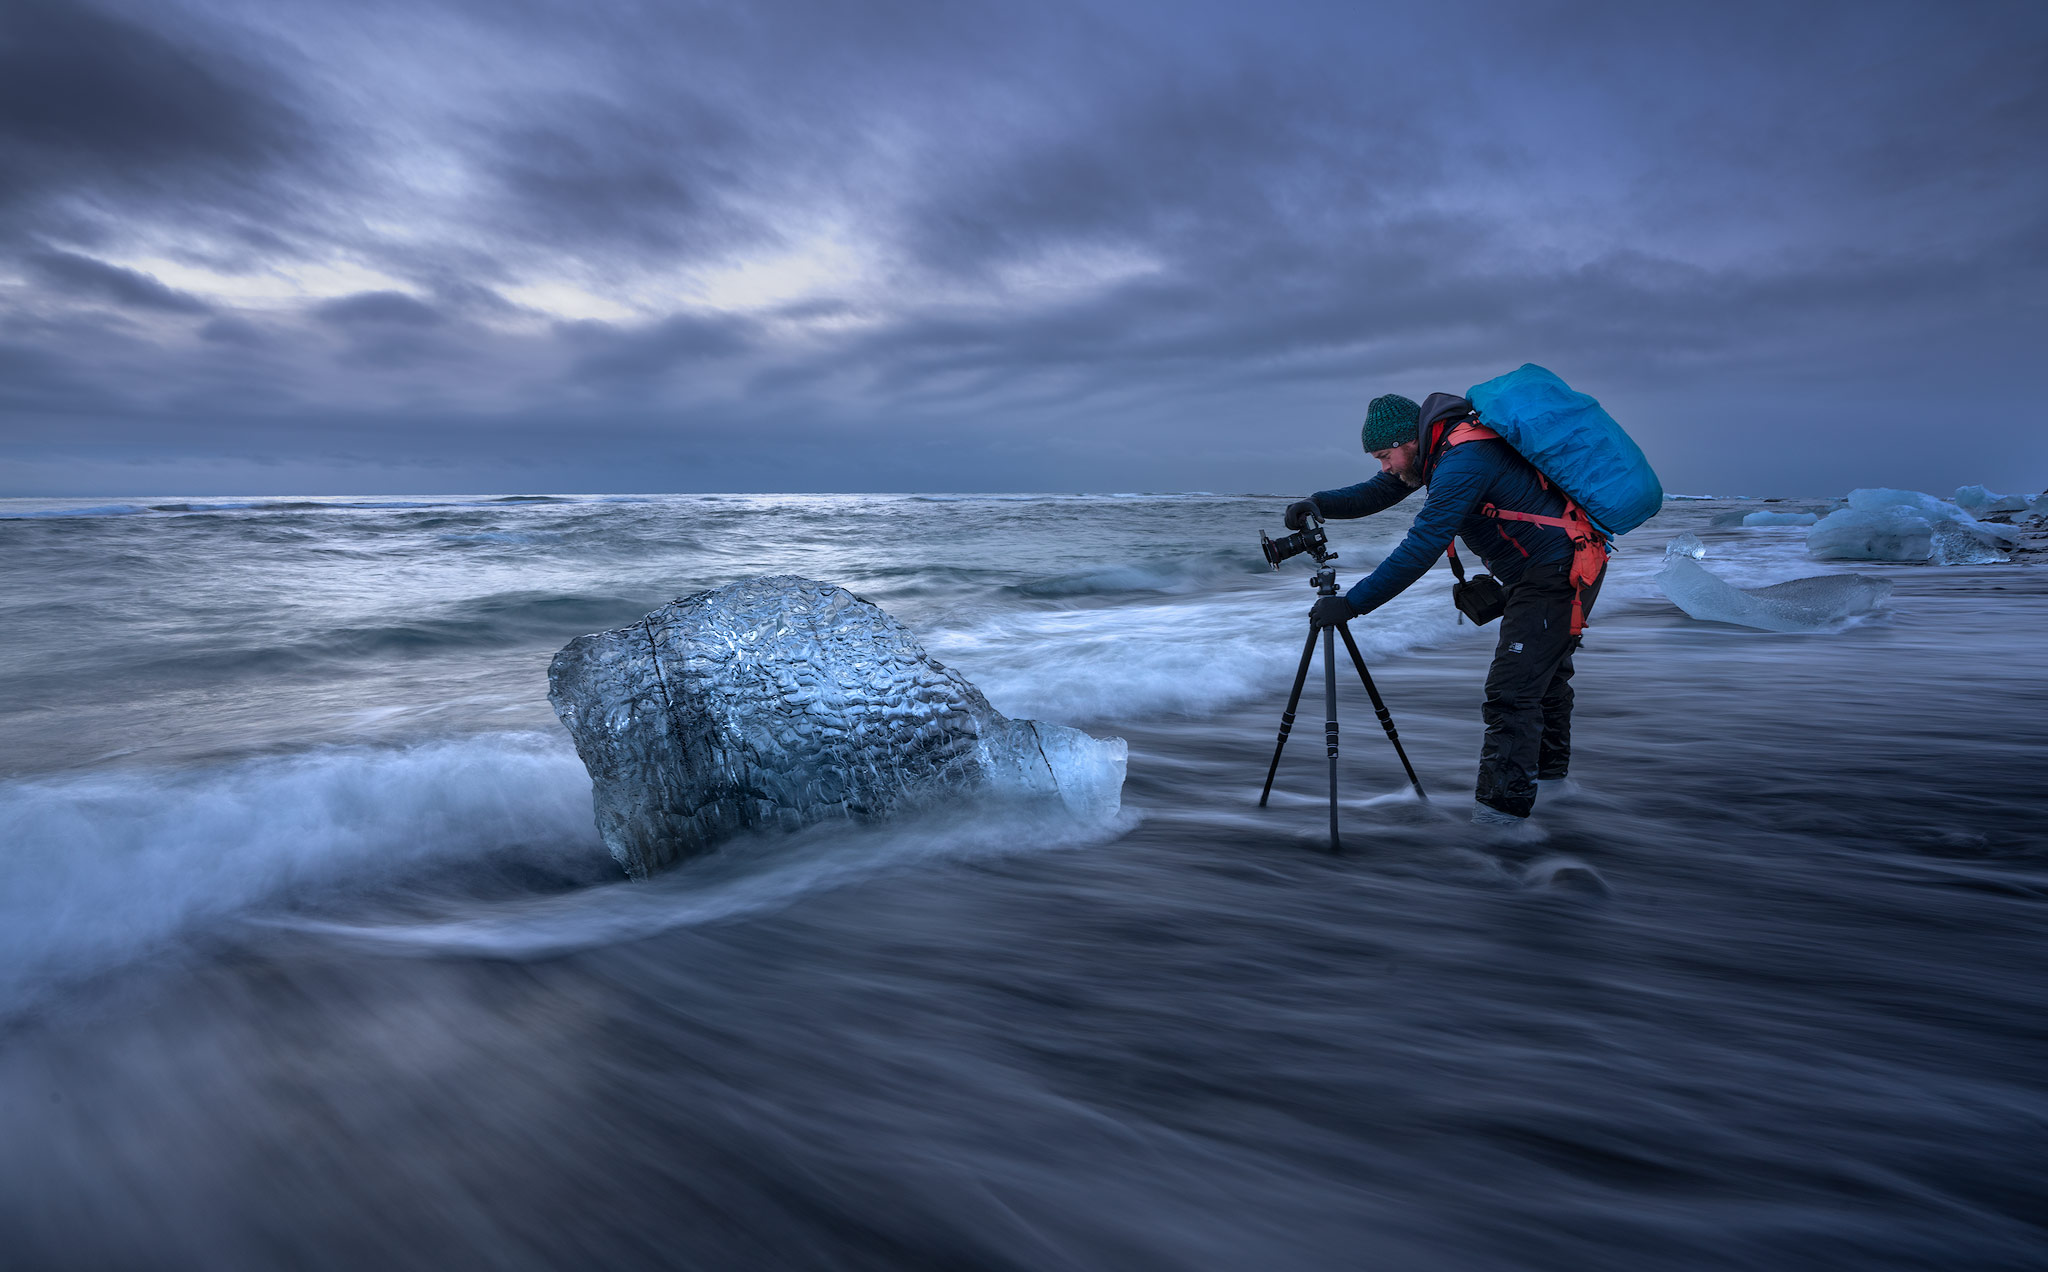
[2,492,2044,1269]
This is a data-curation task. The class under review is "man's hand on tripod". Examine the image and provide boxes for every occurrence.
[1310,595,1356,628]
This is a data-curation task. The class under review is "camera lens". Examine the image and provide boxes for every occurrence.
[1260,525,1324,567]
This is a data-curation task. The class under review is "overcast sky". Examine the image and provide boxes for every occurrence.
[3,0,2043,496]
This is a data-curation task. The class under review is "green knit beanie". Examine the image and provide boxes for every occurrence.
[1361,394,1421,452]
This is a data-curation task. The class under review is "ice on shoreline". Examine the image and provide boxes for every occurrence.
[1742,510,1819,527]
[1954,485,2031,516]
[1659,536,1891,632]
[548,576,1127,878]
[1807,488,2017,564]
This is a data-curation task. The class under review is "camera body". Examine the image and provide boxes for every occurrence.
[1260,520,1331,568]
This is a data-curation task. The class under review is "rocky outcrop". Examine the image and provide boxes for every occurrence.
[548,576,1126,877]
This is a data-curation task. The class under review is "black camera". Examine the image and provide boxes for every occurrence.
[1260,520,1330,567]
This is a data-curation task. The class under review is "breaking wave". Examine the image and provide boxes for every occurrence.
[285,803,1141,960]
[931,585,1480,724]
[0,734,600,1012]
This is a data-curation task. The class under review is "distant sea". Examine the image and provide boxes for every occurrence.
[2,493,2044,1270]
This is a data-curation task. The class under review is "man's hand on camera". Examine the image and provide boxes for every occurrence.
[1284,498,1322,531]
[1310,595,1356,628]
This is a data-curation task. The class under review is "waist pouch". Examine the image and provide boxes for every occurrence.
[1445,539,1506,626]
[1451,573,1505,626]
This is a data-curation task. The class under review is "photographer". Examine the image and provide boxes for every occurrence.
[1287,392,1609,826]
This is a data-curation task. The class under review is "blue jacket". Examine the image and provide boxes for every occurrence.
[1313,438,1575,615]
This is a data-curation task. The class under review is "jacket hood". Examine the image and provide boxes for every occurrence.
[1418,393,1473,432]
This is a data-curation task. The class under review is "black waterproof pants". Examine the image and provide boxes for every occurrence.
[1474,559,1606,818]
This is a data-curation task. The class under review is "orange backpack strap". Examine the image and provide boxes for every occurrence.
[1421,417,1498,478]
[1483,499,1609,635]
[1443,422,1500,447]
[1433,416,1607,634]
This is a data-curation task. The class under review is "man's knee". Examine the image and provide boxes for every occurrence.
[1485,649,1555,707]
[1483,688,1545,723]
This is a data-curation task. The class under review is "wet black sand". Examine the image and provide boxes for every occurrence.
[3,560,2044,1270]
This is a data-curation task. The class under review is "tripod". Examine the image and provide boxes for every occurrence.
[1258,553,1428,852]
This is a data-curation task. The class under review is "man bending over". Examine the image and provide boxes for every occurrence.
[1288,392,1608,826]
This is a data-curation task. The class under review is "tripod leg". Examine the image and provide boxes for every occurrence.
[1324,622,1340,853]
[1259,623,1322,807]
[1336,622,1429,800]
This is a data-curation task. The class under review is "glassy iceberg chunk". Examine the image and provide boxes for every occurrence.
[1929,521,2010,565]
[1658,540,1890,632]
[1954,485,2030,515]
[1742,510,1819,527]
[1808,489,2016,563]
[1665,531,1707,560]
[549,576,1127,877]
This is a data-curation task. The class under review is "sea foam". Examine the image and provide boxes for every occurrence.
[0,734,599,1011]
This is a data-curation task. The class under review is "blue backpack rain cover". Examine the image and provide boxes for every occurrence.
[1465,364,1663,538]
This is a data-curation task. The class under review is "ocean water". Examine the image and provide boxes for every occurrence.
[1,492,2044,1269]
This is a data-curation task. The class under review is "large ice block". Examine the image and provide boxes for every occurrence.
[548,576,1127,877]
[1807,489,2016,564]
[1806,508,1934,562]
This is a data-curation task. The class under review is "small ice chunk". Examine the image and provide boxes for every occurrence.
[1954,485,2030,516]
[1930,521,2009,565]
[1664,532,1707,560]
[1657,554,1891,632]
[1022,719,1129,822]
[1742,510,1819,527]
[1809,489,2017,563]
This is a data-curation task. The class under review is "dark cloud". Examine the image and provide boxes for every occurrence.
[198,316,275,347]
[477,90,766,262]
[313,291,445,328]
[899,62,1413,279]
[563,314,759,387]
[0,0,318,242]
[309,292,480,373]
[0,343,86,407]
[1,0,2045,495]
[23,250,212,313]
